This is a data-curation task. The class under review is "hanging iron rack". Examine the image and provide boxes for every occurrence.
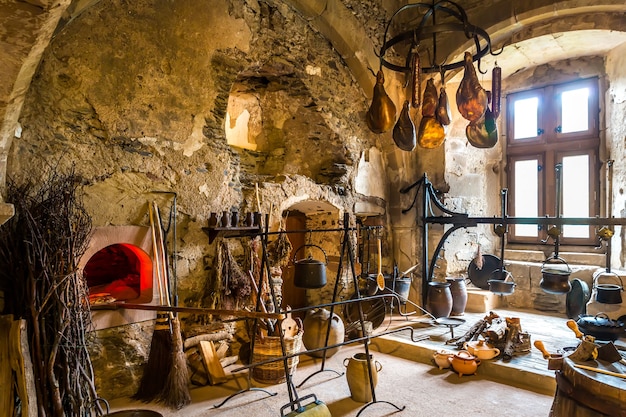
[206,213,427,416]
[401,173,626,306]
[377,0,501,76]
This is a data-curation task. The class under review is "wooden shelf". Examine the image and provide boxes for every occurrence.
[202,226,262,243]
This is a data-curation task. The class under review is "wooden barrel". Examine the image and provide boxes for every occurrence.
[549,357,626,417]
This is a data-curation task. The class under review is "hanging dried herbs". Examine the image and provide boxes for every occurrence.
[218,241,251,305]
[268,231,292,267]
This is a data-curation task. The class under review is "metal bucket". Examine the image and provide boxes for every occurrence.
[593,271,623,304]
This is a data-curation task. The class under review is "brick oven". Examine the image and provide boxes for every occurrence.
[79,225,158,330]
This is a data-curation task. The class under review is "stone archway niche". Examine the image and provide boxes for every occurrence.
[80,225,158,330]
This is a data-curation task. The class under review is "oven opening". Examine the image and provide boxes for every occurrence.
[84,243,153,304]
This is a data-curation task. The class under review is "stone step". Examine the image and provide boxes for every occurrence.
[465,287,502,313]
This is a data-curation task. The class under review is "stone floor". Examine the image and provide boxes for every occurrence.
[107,306,626,416]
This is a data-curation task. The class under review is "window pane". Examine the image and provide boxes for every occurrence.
[561,88,589,134]
[514,159,538,237]
[513,97,538,140]
[562,155,590,238]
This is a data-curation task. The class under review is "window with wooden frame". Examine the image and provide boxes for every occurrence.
[505,77,600,245]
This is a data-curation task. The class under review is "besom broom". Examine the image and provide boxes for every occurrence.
[152,200,191,409]
[132,202,175,403]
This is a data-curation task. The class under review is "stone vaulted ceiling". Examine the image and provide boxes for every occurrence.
[0,0,624,224]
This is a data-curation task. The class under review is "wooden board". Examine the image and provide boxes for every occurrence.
[0,315,13,417]
[10,318,37,417]
[198,341,227,385]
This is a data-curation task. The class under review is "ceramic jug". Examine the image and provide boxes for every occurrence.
[344,353,382,402]
[302,308,345,358]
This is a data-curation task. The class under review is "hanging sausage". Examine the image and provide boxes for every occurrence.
[456,51,488,122]
[491,64,502,119]
[410,48,421,109]
[392,100,416,151]
[366,69,397,134]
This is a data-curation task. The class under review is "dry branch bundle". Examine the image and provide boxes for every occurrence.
[0,167,95,416]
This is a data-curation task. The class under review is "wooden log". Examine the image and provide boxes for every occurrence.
[183,331,231,350]
[219,355,239,368]
[503,317,521,360]
[454,319,486,348]
[215,341,229,359]
[0,315,13,417]
[198,341,227,385]
[10,318,37,417]
[483,317,508,342]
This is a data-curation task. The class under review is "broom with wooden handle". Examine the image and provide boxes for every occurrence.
[153,201,191,409]
[132,203,173,402]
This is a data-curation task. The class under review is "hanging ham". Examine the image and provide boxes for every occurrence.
[421,78,438,117]
[436,87,451,126]
[466,106,498,148]
[456,51,488,122]
[392,100,416,151]
[366,69,396,133]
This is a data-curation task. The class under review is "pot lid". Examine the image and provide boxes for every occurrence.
[468,254,502,290]
[466,339,497,351]
[578,313,623,329]
[566,279,590,319]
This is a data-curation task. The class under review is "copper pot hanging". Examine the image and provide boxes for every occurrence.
[540,255,572,294]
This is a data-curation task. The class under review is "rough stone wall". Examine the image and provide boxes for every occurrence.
[606,42,626,270]
[8,0,386,399]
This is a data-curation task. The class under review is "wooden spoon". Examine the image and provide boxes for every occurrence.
[376,238,385,291]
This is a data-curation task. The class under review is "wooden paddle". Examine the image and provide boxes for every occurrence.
[376,238,385,291]
[574,363,626,379]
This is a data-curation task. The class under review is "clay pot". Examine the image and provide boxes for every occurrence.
[302,308,345,358]
[446,277,467,316]
[426,281,453,318]
[464,339,500,360]
[432,349,454,370]
[448,350,481,377]
[344,353,382,402]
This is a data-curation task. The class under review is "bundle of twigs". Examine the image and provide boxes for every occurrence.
[0,168,96,416]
